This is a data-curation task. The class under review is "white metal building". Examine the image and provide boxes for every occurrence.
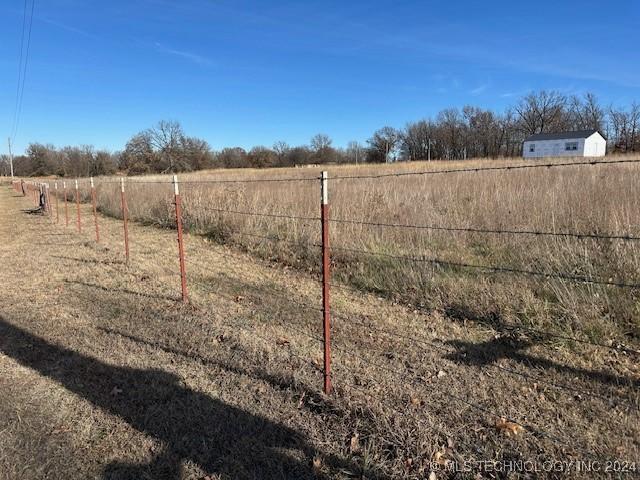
[522,130,607,158]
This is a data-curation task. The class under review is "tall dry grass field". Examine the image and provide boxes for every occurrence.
[73,157,640,347]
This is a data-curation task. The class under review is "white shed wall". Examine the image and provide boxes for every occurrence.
[523,133,606,158]
[583,133,607,157]
[523,139,585,158]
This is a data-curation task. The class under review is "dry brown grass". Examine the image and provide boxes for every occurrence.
[1,184,639,479]
[69,156,640,347]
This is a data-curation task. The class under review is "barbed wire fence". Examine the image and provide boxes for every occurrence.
[9,158,640,466]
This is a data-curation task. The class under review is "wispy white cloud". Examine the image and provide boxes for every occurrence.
[38,16,100,40]
[469,82,489,95]
[154,42,213,67]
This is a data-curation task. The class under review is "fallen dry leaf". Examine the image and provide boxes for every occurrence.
[312,456,322,471]
[349,433,360,453]
[428,472,437,480]
[276,337,290,346]
[495,417,524,436]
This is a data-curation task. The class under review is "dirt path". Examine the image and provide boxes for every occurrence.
[0,185,638,479]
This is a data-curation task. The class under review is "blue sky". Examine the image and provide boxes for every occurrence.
[1,0,638,154]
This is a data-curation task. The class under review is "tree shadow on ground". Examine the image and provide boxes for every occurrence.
[0,315,380,479]
[96,326,340,419]
[445,336,640,392]
[52,255,125,266]
[65,279,179,302]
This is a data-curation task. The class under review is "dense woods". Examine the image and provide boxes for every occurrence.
[2,90,639,177]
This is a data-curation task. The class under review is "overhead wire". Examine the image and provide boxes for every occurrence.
[11,0,35,143]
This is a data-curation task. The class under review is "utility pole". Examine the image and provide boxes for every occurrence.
[7,138,14,178]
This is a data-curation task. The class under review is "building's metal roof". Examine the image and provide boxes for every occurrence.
[524,129,605,142]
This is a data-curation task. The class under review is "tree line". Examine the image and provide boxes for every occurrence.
[2,90,639,177]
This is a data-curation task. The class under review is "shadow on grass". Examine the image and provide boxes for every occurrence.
[0,315,380,480]
[97,326,338,418]
[32,242,87,247]
[52,255,125,266]
[445,336,640,392]
[21,207,45,215]
[65,279,179,302]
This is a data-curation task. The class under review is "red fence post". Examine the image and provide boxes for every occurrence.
[90,177,100,243]
[120,178,130,264]
[75,179,82,233]
[54,182,59,224]
[320,171,332,395]
[173,175,188,302]
[45,184,53,220]
[63,181,69,227]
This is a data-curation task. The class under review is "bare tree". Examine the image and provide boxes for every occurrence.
[568,93,605,131]
[248,146,277,168]
[273,141,290,165]
[514,90,567,135]
[310,134,333,163]
[400,120,436,161]
[367,127,400,163]
[346,141,362,164]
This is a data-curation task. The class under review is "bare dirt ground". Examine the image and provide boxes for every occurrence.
[0,185,639,479]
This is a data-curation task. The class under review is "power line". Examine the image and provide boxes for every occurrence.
[10,0,28,141]
[11,0,36,143]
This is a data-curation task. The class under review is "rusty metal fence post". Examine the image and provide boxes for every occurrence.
[90,177,100,243]
[120,178,130,264]
[63,181,69,227]
[54,182,59,223]
[75,179,82,233]
[173,175,188,302]
[45,184,53,221]
[320,171,332,395]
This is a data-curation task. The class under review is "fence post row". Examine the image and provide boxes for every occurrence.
[173,175,188,303]
[75,179,82,233]
[90,177,100,243]
[320,171,332,395]
[63,181,69,227]
[120,178,130,265]
[54,182,59,224]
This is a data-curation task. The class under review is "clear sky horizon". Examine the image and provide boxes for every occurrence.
[1,0,638,155]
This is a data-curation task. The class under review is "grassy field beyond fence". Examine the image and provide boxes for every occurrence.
[68,157,640,346]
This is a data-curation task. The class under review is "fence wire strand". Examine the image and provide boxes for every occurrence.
[330,245,640,289]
